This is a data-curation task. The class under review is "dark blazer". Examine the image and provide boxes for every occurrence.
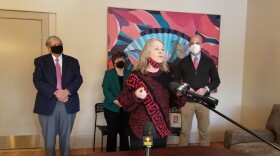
[102,68,131,112]
[33,53,83,115]
[173,53,220,96]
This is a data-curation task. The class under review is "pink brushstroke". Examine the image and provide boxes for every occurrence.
[161,12,196,36]
[121,21,141,40]
[113,9,143,24]
[108,13,120,51]
[130,10,161,28]
[192,14,220,41]
[203,43,219,58]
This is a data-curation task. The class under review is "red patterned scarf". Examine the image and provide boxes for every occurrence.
[147,57,160,68]
[126,73,171,138]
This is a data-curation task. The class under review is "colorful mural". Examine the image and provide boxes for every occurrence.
[107,7,221,70]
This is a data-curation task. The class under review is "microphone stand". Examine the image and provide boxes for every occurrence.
[145,146,151,156]
[193,98,280,151]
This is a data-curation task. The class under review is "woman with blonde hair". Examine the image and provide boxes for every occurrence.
[118,38,186,150]
[133,38,169,74]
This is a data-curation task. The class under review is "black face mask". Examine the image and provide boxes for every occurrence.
[115,61,125,68]
[51,45,63,54]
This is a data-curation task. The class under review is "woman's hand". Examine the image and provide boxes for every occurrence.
[114,100,122,107]
[135,87,147,99]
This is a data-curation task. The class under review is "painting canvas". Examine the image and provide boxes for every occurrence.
[107,7,221,70]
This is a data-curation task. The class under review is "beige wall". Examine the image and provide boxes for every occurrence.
[0,0,247,148]
[242,0,280,128]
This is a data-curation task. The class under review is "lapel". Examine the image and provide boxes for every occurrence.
[61,54,69,87]
[123,69,130,82]
[111,69,121,93]
[198,53,205,70]
[186,54,195,70]
[46,53,56,79]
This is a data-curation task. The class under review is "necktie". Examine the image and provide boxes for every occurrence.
[55,58,62,89]
[194,57,198,70]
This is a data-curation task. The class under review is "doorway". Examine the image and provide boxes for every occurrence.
[0,10,51,149]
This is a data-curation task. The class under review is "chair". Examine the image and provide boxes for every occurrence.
[93,103,108,152]
[169,107,181,136]
[224,104,280,156]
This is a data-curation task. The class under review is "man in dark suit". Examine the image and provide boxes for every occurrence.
[33,36,83,156]
[173,34,220,146]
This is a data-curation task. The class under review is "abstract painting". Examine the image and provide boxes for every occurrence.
[107,7,221,70]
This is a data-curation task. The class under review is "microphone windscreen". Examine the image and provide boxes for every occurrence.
[169,82,181,92]
[143,122,155,136]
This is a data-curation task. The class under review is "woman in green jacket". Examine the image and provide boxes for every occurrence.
[102,51,131,152]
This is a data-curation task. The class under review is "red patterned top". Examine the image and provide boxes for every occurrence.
[117,70,186,139]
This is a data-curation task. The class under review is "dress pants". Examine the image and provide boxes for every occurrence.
[39,101,76,156]
[179,102,210,146]
[104,108,130,152]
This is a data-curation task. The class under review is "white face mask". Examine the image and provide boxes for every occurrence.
[190,44,201,54]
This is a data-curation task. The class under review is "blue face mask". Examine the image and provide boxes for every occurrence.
[51,45,63,54]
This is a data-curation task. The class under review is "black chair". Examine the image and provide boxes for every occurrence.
[93,103,108,152]
[169,107,181,136]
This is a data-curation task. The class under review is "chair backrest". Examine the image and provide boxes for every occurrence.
[170,106,181,114]
[170,107,181,133]
[94,103,104,130]
[95,103,104,114]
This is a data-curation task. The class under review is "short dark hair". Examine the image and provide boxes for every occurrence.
[111,51,126,65]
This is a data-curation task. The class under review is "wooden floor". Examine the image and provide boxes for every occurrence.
[0,142,224,156]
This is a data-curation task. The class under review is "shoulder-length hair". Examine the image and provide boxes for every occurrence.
[133,38,169,74]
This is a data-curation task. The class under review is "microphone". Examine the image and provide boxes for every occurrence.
[169,82,219,109]
[143,122,155,156]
